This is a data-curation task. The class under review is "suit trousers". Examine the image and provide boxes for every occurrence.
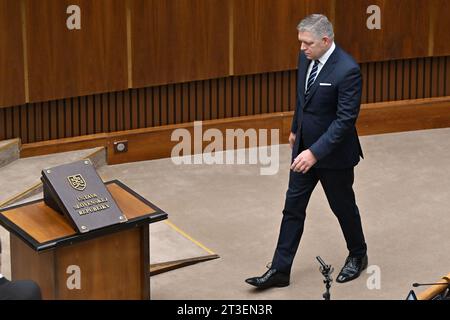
[271,165,367,275]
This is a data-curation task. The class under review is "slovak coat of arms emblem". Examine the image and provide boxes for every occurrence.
[67,174,87,191]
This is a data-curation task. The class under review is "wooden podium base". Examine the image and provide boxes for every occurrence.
[0,180,167,300]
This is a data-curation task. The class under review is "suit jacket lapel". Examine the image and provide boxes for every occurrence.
[304,47,339,106]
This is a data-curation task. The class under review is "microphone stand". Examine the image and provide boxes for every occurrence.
[316,256,333,300]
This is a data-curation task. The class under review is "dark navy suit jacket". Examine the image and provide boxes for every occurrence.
[291,45,364,169]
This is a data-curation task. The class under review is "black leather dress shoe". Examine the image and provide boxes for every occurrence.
[245,269,290,289]
[336,254,368,283]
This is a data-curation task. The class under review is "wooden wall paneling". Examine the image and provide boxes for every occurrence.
[160,86,168,125]
[94,94,102,133]
[64,98,72,138]
[432,0,450,56]
[57,100,65,138]
[360,63,367,104]
[18,97,450,161]
[423,58,431,98]
[383,0,430,61]
[194,82,202,121]
[130,89,139,129]
[211,79,218,120]
[25,0,128,103]
[281,71,289,112]
[177,83,185,123]
[275,72,282,112]
[336,0,430,62]
[152,87,160,127]
[0,0,26,107]
[29,104,35,142]
[245,76,253,116]
[290,70,297,111]
[123,90,131,130]
[190,81,198,122]
[144,88,153,127]
[395,60,404,101]
[270,73,276,112]
[167,85,174,125]
[437,57,446,97]
[261,74,269,114]
[388,60,396,101]
[224,78,232,119]
[41,102,49,141]
[274,73,279,112]
[137,89,145,128]
[2,53,450,145]
[116,92,124,131]
[4,108,12,139]
[20,105,28,143]
[402,60,411,101]
[380,61,389,101]
[252,74,260,115]
[267,73,275,113]
[374,62,382,102]
[357,98,450,135]
[71,98,79,136]
[78,97,88,136]
[12,106,20,139]
[107,93,114,132]
[131,0,229,87]
[179,83,186,123]
[20,104,30,143]
[105,113,286,164]
[101,93,109,132]
[446,57,450,96]
[48,101,57,140]
[233,0,333,75]
[183,83,190,122]
[416,58,425,99]
[367,63,375,103]
[86,95,94,134]
[232,77,239,118]
[34,102,42,142]
[431,57,439,97]
[410,59,418,99]
[334,0,384,63]
[0,108,5,140]
[218,78,226,119]
[239,77,246,117]
[167,83,177,124]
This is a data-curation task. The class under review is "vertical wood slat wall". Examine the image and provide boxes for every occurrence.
[1,56,449,144]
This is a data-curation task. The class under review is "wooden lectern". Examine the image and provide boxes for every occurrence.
[0,180,167,299]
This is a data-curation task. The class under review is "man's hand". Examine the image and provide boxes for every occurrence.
[289,132,296,150]
[291,149,317,173]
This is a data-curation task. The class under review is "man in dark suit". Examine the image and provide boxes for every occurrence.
[0,239,42,300]
[246,14,368,289]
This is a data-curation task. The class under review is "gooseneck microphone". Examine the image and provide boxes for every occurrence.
[412,282,449,287]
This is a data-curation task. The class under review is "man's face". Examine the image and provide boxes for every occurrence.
[298,31,331,60]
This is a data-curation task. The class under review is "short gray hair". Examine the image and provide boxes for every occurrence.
[297,14,334,39]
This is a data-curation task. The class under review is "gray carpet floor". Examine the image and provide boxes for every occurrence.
[95,127,450,300]
[1,128,449,300]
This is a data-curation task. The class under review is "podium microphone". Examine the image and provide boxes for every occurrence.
[412,282,449,287]
[413,277,450,287]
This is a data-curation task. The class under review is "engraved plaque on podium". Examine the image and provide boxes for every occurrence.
[41,159,127,233]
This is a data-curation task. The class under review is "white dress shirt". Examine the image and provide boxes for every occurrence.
[305,42,336,92]
[0,273,3,279]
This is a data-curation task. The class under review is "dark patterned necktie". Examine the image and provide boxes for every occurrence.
[305,60,319,98]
